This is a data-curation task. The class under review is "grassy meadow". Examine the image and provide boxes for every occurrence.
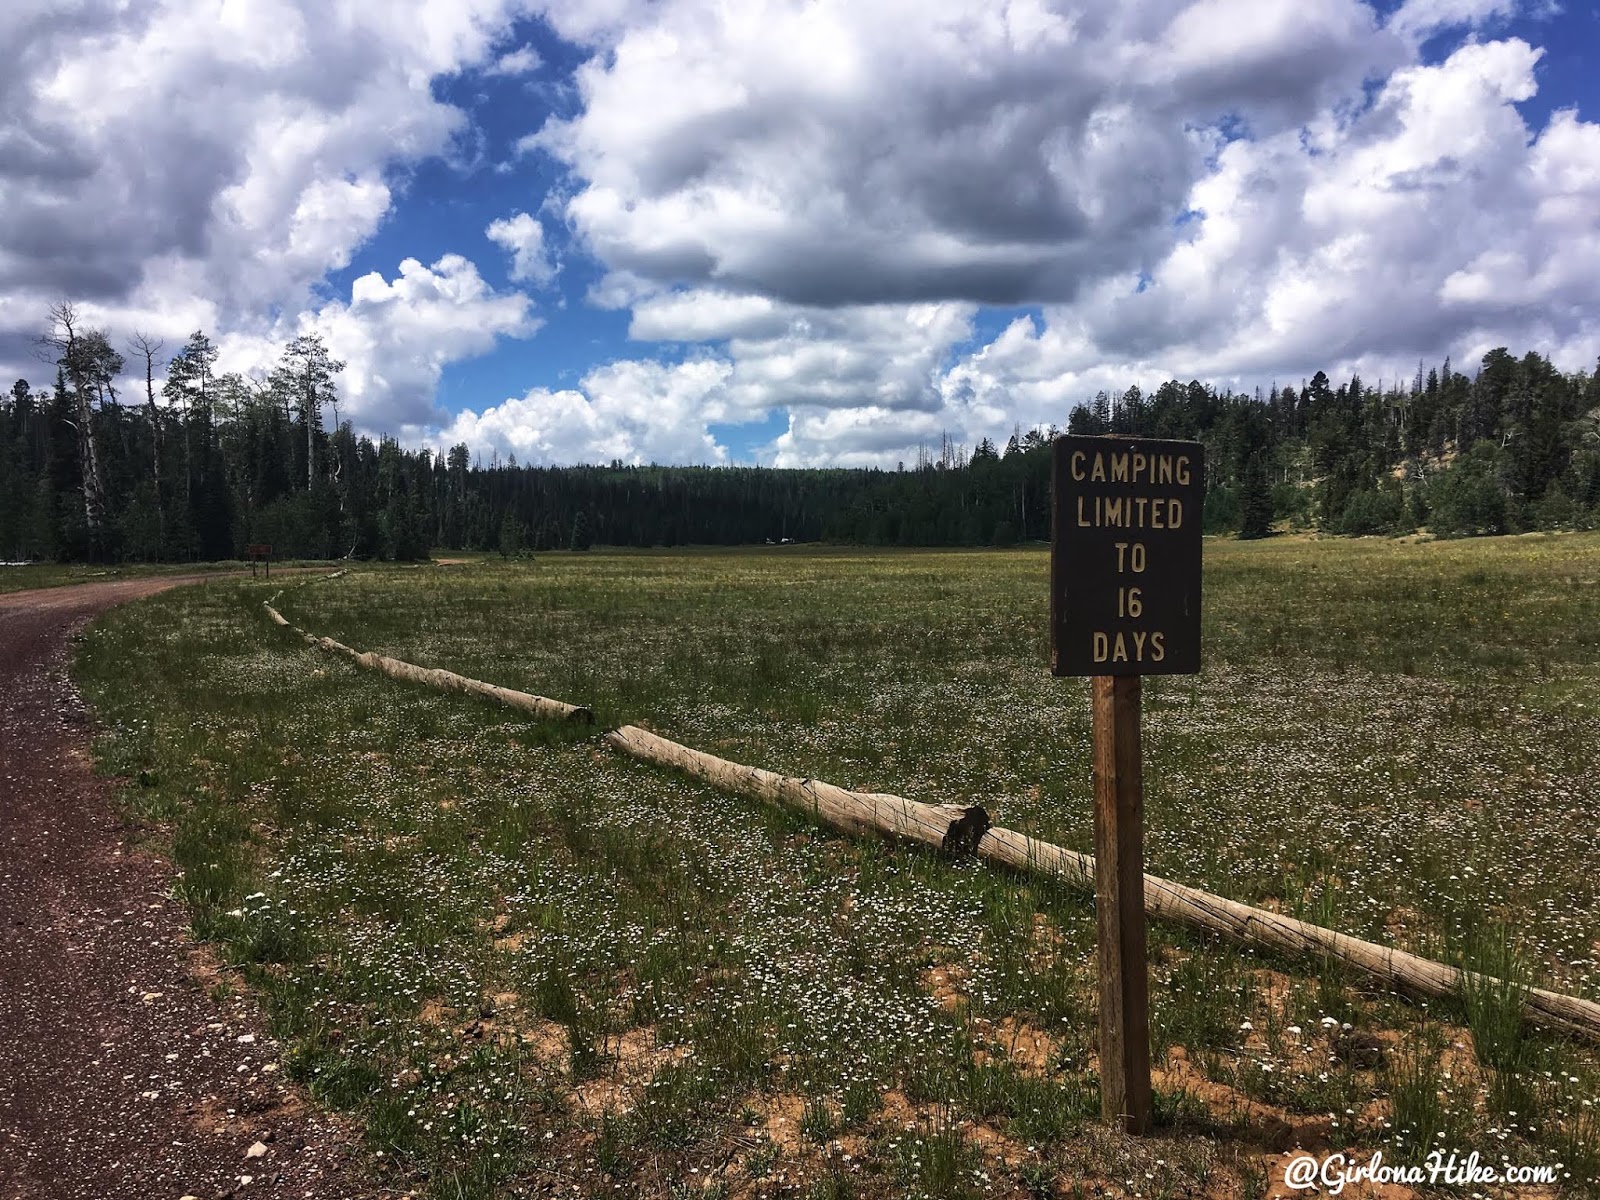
[74,534,1600,1198]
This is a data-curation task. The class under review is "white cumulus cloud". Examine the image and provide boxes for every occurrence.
[485,44,542,76]
[434,357,732,464]
[937,33,1600,444]
[6,0,1596,469]
[220,254,539,431]
[533,0,1404,306]
[486,211,559,286]
[0,0,527,377]
[516,0,1600,465]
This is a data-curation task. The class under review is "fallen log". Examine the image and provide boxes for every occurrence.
[361,650,592,724]
[257,596,1600,1045]
[976,826,1600,1042]
[604,729,1600,1041]
[263,601,592,724]
[603,723,990,857]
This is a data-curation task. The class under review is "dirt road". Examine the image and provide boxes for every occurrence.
[0,579,379,1200]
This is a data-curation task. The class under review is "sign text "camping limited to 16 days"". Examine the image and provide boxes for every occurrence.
[1050,436,1205,677]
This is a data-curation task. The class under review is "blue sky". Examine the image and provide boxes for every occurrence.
[3,1,1598,467]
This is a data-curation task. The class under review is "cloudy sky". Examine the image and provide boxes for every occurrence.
[3,0,1597,467]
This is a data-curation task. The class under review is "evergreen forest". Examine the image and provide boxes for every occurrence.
[4,304,1597,561]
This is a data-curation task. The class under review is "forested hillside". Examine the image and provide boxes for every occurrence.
[2,304,1597,561]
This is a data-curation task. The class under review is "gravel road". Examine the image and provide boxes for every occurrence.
[0,579,382,1200]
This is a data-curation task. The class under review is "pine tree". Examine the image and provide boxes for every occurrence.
[499,513,525,558]
[271,334,344,492]
[1239,454,1273,539]
[569,510,592,551]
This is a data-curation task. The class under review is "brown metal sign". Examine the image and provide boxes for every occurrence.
[1051,436,1204,677]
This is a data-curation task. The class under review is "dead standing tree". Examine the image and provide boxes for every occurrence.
[36,302,116,554]
[128,332,166,555]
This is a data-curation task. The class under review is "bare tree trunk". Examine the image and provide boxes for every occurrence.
[131,334,166,555]
[38,303,107,543]
[73,386,105,537]
[306,390,316,492]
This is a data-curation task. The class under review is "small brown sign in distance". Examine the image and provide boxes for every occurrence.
[1050,436,1205,678]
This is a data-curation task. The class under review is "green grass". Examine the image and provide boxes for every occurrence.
[72,534,1600,1196]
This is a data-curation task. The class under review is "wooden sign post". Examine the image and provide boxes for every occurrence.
[247,543,273,580]
[1051,435,1204,1136]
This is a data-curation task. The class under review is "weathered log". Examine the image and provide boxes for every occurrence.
[976,826,1600,1043]
[603,725,1600,1041]
[257,596,1600,1044]
[603,723,990,857]
[363,650,592,724]
[263,601,592,723]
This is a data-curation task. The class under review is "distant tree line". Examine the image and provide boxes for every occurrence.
[1062,350,1600,542]
[2,305,1597,562]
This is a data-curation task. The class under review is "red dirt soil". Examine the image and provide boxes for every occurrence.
[0,579,383,1200]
